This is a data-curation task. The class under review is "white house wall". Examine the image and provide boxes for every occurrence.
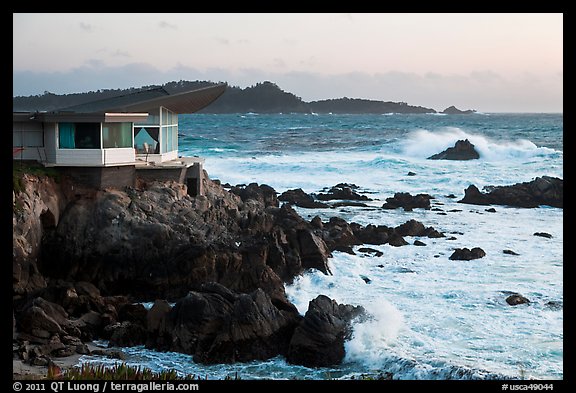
[102,148,135,165]
[55,148,135,166]
[43,123,57,162]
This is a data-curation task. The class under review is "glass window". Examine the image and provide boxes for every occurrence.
[59,122,100,149]
[59,122,76,148]
[134,127,159,153]
[13,131,43,147]
[25,131,44,147]
[162,126,168,153]
[161,107,177,126]
[172,125,178,152]
[102,122,132,148]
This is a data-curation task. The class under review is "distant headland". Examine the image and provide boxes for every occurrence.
[12,80,476,115]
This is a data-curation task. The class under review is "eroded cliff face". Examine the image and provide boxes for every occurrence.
[13,174,68,296]
[12,170,439,367]
[13,171,332,306]
[12,170,346,366]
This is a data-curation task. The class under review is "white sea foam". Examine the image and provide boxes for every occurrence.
[401,127,559,161]
[79,113,562,380]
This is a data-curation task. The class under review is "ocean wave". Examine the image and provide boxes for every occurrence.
[401,127,560,161]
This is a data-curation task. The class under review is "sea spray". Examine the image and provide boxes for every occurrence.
[76,113,562,380]
[344,299,405,364]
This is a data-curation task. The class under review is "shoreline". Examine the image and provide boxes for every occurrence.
[13,342,102,380]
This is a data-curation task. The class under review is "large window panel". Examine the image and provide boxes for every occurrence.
[59,122,100,149]
[161,126,168,153]
[172,125,178,152]
[59,123,76,148]
[103,122,132,148]
[134,127,159,153]
[75,123,100,148]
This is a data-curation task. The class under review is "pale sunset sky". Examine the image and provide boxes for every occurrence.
[13,13,563,113]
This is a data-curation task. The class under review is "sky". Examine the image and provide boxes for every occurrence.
[13,13,563,113]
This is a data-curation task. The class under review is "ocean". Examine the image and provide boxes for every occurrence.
[81,112,563,380]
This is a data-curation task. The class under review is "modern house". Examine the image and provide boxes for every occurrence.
[13,83,226,195]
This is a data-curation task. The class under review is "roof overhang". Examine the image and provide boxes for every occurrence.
[22,112,149,123]
[105,83,227,114]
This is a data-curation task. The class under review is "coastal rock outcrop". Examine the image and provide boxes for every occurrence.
[428,139,480,160]
[37,176,331,302]
[144,282,301,364]
[315,183,372,202]
[449,247,486,261]
[441,106,476,114]
[286,295,365,367]
[12,170,446,368]
[278,188,329,208]
[458,176,563,208]
[505,293,530,306]
[382,192,433,211]
[13,174,68,296]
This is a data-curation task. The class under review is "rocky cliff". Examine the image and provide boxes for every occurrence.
[12,168,453,368]
[13,170,372,367]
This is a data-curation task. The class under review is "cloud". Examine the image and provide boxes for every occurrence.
[111,50,131,58]
[213,37,230,45]
[79,22,96,32]
[12,63,562,112]
[158,20,178,30]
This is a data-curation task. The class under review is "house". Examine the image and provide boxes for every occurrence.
[13,83,226,195]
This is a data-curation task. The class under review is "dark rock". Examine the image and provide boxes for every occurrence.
[297,230,332,274]
[74,311,104,340]
[118,303,148,325]
[503,249,520,256]
[18,298,69,338]
[413,240,427,246]
[388,233,409,247]
[320,217,360,252]
[382,192,432,210]
[407,171,416,176]
[485,208,497,213]
[145,300,173,351]
[459,176,563,208]
[544,301,562,310]
[506,294,530,306]
[395,219,444,238]
[428,139,480,160]
[354,224,392,245]
[360,275,372,284]
[449,247,486,261]
[310,216,323,229]
[278,189,329,208]
[394,219,425,236]
[316,184,372,201]
[229,183,279,208]
[286,295,365,367]
[146,283,301,364]
[441,106,476,114]
[357,247,383,257]
[107,321,147,347]
[534,232,553,238]
[333,245,356,255]
[330,201,370,208]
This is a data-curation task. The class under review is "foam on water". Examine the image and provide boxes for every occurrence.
[79,113,562,380]
[400,127,560,162]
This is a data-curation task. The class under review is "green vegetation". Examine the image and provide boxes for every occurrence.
[47,363,240,380]
[13,160,60,194]
[14,79,437,114]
